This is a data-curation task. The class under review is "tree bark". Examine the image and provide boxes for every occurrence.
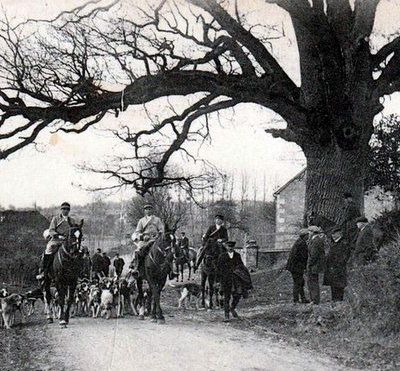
[303,144,367,225]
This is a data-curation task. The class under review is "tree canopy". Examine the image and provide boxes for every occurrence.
[0,0,399,216]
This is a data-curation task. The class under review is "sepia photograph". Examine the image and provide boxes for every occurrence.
[0,0,399,370]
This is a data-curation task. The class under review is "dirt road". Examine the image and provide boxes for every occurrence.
[45,307,354,371]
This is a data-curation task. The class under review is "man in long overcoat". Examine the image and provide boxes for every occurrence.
[286,229,310,303]
[195,214,228,269]
[306,226,327,305]
[92,248,104,279]
[341,192,361,248]
[323,226,351,301]
[113,253,125,278]
[217,241,253,322]
[353,216,377,266]
[102,252,111,277]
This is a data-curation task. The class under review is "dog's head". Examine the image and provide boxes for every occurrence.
[2,293,24,309]
[100,277,113,290]
[0,288,9,298]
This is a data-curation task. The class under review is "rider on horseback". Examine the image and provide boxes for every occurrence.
[131,203,178,279]
[195,214,228,269]
[178,232,190,260]
[36,202,75,281]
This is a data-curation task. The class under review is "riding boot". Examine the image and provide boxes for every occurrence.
[36,254,54,280]
[230,294,241,318]
[223,311,230,322]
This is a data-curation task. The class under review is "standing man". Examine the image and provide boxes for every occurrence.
[306,226,327,305]
[102,252,111,277]
[353,216,377,266]
[81,250,92,279]
[36,202,75,281]
[285,229,310,304]
[113,253,125,278]
[131,204,166,277]
[217,241,253,322]
[341,192,361,249]
[323,227,351,302]
[196,214,229,269]
[92,248,104,279]
[179,232,190,259]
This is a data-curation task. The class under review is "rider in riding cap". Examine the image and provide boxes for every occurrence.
[131,203,178,279]
[178,232,190,260]
[195,214,229,269]
[36,202,75,281]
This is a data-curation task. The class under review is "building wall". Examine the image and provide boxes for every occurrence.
[274,171,396,251]
[274,172,306,251]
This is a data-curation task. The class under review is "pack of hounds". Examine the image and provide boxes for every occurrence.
[0,275,221,329]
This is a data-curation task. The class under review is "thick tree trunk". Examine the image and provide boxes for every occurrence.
[303,144,367,225]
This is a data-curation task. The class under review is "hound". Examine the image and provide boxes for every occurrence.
[0,294,26,329]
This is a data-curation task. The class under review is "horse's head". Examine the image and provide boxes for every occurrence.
[65,219,84,254]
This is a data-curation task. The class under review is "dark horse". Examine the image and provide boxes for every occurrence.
[173,245,197,282]
[136,232,175,324]
[43,220,84,327]
[199,240,225,309]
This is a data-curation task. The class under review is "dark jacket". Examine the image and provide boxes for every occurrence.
[81,255,92,276]
[341,200,361,245]
[179,236,189,249]
[196,225,229,267]
[353,224,377,266]
[323,237,351,288]
[217,251,253,290]
[286,236,308,274]
[92,253,103,272]
[102,255,111,272]
[307,233,326,274]
[203,225,228,246]
[113,257,125,273]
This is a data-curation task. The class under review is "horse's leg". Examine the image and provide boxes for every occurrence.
[136,278,145,320]
[65,283,76,324]
[175,261,179,282]
[180,263,184,282]
[188,263,191,281]
[57,285,67,326]
[201,272,207,308]
[156,284,165,323]
[209,274,215,310]
[43,281,53,323]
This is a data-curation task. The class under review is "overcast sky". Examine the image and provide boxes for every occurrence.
[0,0,398,209]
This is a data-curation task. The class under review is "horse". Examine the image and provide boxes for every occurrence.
[137,232,175,323]
[42,220,84,327]
[173,245,197,282]
[199,240,225,309]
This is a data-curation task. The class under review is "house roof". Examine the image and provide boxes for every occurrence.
[273,168,307,197]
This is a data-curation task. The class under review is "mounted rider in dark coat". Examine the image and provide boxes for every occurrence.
[217,241,253,322]
[37,202,76,281]
[178,232,190,260]
[195,214,228,269]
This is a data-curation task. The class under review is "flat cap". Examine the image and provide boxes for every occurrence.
[299,228,309,236]
[308,225,323,233]
[143,204,154,209]
[60,202,71,209]
[215,214,224,220]
[355,216,368,223]
[225,241,236,247]
[331,226,342,234]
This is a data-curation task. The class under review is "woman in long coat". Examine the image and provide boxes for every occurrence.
[323,227,351,301]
